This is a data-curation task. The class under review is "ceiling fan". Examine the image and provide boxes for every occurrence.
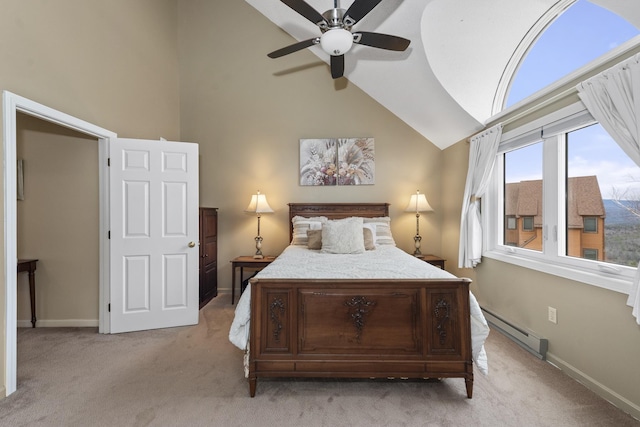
[268,0,411,79]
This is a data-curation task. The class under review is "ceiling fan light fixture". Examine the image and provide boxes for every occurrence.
[268,0,411,79]
[320,28,353,56]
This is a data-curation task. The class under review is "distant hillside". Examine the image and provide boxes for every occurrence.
[603,200,640,266]
[604,199,640,226]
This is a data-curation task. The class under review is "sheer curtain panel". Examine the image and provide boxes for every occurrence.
[577,52,640,324]
[458,124,503,269]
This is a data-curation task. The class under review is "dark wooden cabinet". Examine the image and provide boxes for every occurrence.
[199,208,218,307]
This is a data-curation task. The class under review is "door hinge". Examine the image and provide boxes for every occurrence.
[108,303,111,312]
[108,230,110,239]
[107,158,111,167]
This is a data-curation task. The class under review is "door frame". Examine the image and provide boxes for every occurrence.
[3,91,116,396]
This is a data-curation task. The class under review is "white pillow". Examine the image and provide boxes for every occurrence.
[291,216,327,245]
[362,223,377,250]
[363,217,396,246]
[321,217,365,254]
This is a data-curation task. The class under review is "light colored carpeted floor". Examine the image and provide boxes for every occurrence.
[1,293,638,427]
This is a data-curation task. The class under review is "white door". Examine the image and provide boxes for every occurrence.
[109,138,199,333]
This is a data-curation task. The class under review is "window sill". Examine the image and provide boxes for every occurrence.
[483,248,633,295]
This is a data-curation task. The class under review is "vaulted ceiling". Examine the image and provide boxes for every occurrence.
[246,0,640,149]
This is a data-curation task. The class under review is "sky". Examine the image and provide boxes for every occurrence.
[505,0,640,200]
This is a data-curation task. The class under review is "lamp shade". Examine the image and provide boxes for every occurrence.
[404,190,433,213]
[245,191,274,214]
[320,28,354,56]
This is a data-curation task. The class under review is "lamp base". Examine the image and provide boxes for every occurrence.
[413,234,423,257]
[254,234,264,259]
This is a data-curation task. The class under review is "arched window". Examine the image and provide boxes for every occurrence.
[482,1,640,292]
[505,0,639,108]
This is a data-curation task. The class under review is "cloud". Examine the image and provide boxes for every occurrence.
[569,155,640,198]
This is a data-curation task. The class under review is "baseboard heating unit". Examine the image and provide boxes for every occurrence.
[481,307,548,360]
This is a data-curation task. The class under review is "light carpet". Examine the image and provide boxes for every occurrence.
[0,293,638,427]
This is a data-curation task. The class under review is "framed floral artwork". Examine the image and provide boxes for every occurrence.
[299,138,375,186]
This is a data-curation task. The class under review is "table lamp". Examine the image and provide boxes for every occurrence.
[404,190,433,256]
[245,190,274,259]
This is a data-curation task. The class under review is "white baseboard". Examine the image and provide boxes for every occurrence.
[17,319,99,328]
[547,352,640,421]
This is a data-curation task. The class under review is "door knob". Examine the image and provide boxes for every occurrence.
[188,242,196,248]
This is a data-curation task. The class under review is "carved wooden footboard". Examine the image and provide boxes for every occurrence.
[248,277,473,398]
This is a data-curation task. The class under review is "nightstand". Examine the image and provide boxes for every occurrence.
[417,254,446,269]
[230,256,276,304]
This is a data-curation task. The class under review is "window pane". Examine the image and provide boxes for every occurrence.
[566,124,640,266]
[583,248,598,260]
[504,142,543,251]
[506,1,639,107]
[523,217,534,231]
[583,217,597,233]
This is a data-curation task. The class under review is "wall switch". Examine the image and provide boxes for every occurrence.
[548,306,557,324]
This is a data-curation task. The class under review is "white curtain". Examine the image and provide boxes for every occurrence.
[458,124,503,269]
[576,52,640,325]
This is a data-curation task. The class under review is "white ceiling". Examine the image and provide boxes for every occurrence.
[245,0,640,149]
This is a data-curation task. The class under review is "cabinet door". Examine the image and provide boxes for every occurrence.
[199,208,218,305]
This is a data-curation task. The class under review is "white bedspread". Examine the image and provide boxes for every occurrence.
[229,245,490,374]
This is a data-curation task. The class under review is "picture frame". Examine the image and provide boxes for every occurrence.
[17,159,24,200]
[299,138,375,186]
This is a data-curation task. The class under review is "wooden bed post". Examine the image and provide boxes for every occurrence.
[249,378,257,398]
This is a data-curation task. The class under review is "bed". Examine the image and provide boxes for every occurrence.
[229,202,489,398]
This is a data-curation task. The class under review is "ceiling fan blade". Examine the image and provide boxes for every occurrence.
[268,38,319,58]
[353,31,411,51]
[330,55,344,79]
[344,0,383,26]
[281,0,328,27]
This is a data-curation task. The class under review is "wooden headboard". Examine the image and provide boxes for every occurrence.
[288,203,390,241]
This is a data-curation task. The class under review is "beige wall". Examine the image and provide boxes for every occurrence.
[1,0,181,396]
[476,260,640,404]
[16,114,99,325]
[177,0,443,292]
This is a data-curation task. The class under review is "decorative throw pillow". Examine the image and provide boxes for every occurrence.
[291,216,327,245]
[321,217,365,254]
[310,225,374,250]
[363,224,376,250]
[306,229,323,249]
[363,217,396,246]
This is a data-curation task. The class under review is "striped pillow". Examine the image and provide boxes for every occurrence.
[291,216,327,245]
[363,217,396,246]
